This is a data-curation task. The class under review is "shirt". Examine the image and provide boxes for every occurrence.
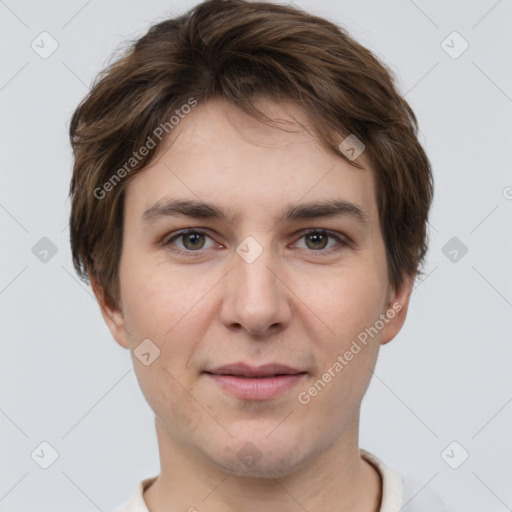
[112,448,446,512]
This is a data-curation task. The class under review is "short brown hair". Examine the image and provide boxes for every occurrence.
[69,0,433,307]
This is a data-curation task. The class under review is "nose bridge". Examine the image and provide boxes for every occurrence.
[236,240,277,295]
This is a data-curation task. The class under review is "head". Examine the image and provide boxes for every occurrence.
[69,0,433,477]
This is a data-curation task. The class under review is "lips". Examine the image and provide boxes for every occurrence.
[205,362,305,378]
[204,363,307,400]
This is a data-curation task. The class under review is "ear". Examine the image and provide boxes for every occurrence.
[380,273,415,346]
[90,275,130,349]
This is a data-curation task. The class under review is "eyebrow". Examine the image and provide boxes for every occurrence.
[141,198,370,227]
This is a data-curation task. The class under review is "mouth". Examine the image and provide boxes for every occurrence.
[203,363,307,400]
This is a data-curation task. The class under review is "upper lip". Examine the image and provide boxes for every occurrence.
[205,363,306,378]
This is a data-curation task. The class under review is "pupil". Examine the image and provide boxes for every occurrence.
[308,233,326,249]
[185,233,203,250]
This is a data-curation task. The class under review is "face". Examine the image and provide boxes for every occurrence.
[97,98,413,478]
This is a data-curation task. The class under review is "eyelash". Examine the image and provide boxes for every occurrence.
[163,228,350,257]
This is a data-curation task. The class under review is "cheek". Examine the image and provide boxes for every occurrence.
[303,266,387,346]
[120,268,206,423]
[318,267,387,401]
[300,275,383,418]
[120,257,195,337]
[119,263,212,382]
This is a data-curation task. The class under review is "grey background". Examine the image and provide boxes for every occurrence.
[1,0,511,510]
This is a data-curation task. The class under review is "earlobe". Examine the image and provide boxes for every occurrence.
[90,275,130,349]
[379,273,415,345]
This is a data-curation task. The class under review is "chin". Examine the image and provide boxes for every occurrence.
[213,451,307,479]
[206,433,315,479]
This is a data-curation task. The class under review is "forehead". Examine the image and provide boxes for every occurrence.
[124,98,378,225]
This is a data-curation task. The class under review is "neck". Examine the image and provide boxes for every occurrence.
[143,417,382,512]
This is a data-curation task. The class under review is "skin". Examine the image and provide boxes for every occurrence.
[92,97,414,512]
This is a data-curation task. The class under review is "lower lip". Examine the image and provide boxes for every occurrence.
[205,373,307,400]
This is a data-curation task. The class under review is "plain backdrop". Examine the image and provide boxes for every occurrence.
[1,1,511,511]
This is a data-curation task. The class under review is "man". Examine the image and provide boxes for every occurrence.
[68,1,443,510]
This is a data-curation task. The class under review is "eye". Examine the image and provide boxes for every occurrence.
[293,229,348,252]
[164,229,217,254]
[163,228,349,257]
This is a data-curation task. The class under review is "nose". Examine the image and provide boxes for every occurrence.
[219,241,292,337]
